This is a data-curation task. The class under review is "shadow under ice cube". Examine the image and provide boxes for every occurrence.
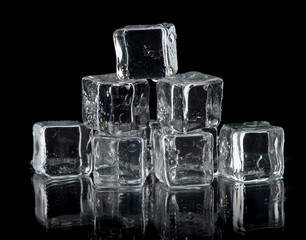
[92,134,145,187]
[218,121,285,182]
[32,121,92,178]
[157,71,223,132]
[82,73,150,134]
[153,129,214,187]
[113,23,178,80]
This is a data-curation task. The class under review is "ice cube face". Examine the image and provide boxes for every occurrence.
[218,178,285,232]
[154,182,214,239]
[148,120,159,171]
[94,187,145,238]
[92,134,145,187]
[32,174,94,229]
[113,23,178,80]
[32,121,92,178]
[218,121,285,182]
[203,127,218,173]
[157,72,223,132]
[82,73,150,134]
[154,129,214,187]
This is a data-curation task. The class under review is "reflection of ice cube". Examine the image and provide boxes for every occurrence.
[218,178,285,233]
[218,121,285,182]
[94,187,146,239]
[92,133,145,187]
[82,73,150,134]
[32,121,92,178]
[157,71,223,132]
[32,174,94,230]
[113,23,178,80]
[154,182,214,239]
[154,128,214,187]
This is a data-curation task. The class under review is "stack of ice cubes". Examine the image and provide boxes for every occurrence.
[32,22,285,188]
[152,71,224,187]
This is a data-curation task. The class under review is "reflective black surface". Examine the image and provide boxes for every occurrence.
[6,4,303,239]
[5,158,300,240]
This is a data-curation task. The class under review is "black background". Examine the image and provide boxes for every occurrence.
[4,2,304,239]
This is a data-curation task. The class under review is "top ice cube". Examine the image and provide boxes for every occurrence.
[113,23,178,80]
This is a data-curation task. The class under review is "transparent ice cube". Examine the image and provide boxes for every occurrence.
[153,128,214,187]
[218,178,285,233]
[32,121,92,178]
[113,23,178,80]
[116,129,151,177]
[218,121,285,182]
[157,71,223,132]
[94,187,145,239]
[154,182,214,239]
[82,73,150,134]
[91,133,145,187]
[32,174,94,230]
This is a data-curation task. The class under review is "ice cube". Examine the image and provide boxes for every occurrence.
[157,71,223,132]
[91,133,145,187]
[32,121,92,178]
[218,121,285,182]
[113,23,178,80]
[82,73,150,134]
[218,178,285,232]
[32,174,94,229]
[154,182,214,239]
[153,128,214,187]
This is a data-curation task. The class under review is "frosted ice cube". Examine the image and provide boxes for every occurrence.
[91,133,145,187]
[218,178,285,232]
[157,71,223,132]
[32,174,94,229]
[113,23,178,80]
[154,182,214,239]
[218,121,285,182]
[153,128,214,187]
[32,121,92,178]
[82,73,150,134]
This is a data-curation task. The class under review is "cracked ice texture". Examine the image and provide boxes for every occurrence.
[218,121,285,182]
[157,71,223,132]
[82,73,150,134]
[113,23,178,80]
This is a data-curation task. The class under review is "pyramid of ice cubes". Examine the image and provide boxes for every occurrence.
[32,23,285,186]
